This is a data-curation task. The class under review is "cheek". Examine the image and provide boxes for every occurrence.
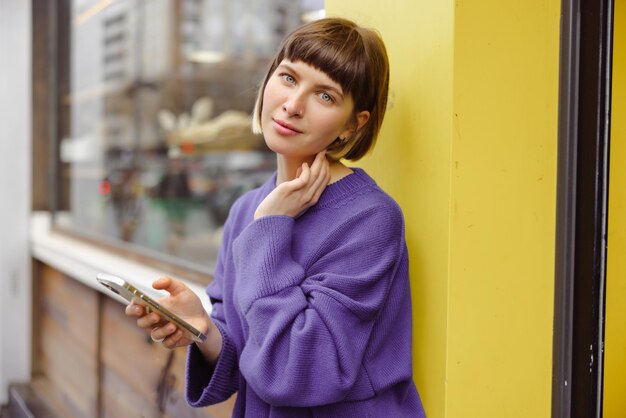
[318,112,351,137]
[262,81,281,112]
[260,93,271,121]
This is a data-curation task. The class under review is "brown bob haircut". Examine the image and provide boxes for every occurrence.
[252,17,390,161]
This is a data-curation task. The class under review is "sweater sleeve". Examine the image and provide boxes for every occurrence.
[232,205,405,407]
[185,210,240,407]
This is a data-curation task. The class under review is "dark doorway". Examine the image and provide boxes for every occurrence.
[552,0,614,416]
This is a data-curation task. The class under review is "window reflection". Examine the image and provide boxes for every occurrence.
[55,0,324,276]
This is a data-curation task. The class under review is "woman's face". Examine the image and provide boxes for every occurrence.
[261,59,358,160]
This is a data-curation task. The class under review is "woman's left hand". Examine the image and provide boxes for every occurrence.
[254,151,331,219]
[125,277,214,351]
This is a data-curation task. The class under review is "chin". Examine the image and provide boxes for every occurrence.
[263,136,288,154]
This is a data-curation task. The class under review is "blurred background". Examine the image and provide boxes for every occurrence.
[1,0,625,417]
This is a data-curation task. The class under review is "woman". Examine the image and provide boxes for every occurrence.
[127,17,426,417]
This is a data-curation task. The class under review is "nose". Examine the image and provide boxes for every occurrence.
[282,92,304,117]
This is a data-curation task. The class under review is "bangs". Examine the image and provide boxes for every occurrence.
[280,28,371,109]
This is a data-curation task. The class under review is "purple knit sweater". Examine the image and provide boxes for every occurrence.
[186,168,426,417]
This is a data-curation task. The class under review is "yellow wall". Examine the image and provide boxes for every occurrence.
[603,0,626,415]
[326,1,560,416]
[325,2,453,415]
[447,1,559,416]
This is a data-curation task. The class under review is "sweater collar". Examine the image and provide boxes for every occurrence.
[318,168,374,205]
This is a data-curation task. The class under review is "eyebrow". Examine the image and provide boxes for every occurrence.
[278,63,345,99]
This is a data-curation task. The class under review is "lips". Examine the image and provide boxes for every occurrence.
[272,118,303,135]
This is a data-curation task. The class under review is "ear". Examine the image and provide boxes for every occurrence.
[355,110,370,131]
[339,110,371,140]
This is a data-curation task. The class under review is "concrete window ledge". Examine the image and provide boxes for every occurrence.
[29,211,212,312]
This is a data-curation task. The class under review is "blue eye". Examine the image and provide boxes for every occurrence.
[320,92,334,103]
[281,74,295,84]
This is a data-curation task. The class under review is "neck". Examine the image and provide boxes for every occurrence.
[275,154,353,185]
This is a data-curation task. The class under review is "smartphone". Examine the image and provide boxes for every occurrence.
[96,272,207,343]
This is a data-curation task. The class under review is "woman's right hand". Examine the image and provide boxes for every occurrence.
[125,277,221,362]
[254,150,331,220]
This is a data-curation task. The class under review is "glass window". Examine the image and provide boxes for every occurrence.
[53,0,324,280]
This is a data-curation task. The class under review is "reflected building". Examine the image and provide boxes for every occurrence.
[57,0,324,273]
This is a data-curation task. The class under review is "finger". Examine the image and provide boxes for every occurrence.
[303,176,324,203]
[313,151,329,176]
[312,156,329,187]
[137,312,162,329]
[153,276,187,297]
[310,180,328,205]
[307,152,327,187]
[291,162,310,189]
[151,322,177,343]
[309,152,324,177]
[313,150,327,170]
[305,158,330,202]
[312,170,331,203]
[163,329,184,349]
[321,156,331,185]
[300,162,310,180]
[125,302,144,317]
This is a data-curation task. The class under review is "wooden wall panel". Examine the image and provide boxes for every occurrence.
[34,263,235,417]
[100,296,235,418]
[101,366,163,418]
[167,343,237,418]
[38,264,99,418]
